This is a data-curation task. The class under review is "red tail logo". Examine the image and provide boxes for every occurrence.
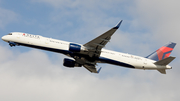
[146,42,176,61]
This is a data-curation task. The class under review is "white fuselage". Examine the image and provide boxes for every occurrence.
[1,32,172,71]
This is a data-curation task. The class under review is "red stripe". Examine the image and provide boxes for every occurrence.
[157,46,173,60]
[159,46,173,53]
[156,49,163,60]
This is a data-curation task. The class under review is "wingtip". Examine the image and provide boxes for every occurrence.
[114,20,123,29]
[97,67,102,73]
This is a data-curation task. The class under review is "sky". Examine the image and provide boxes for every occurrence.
[0,0,180,101]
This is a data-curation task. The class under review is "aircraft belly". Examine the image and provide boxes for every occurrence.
[100,52,157,70]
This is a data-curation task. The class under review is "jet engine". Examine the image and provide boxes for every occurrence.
[69,43,87,53]
[9,42,17,47]
[63,58,82,68]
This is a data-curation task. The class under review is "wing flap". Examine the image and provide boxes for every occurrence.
[83,64,101,73]
[83,64,98,73]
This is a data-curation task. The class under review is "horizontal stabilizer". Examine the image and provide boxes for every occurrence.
[157,69,166,74]
[154,56,176,65]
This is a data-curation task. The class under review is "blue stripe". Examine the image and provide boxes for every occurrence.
[98,57,135,68]
[162,51,172,59]
[16,42,72,55]
[165,42,176,48]
[16,42,97,60]
[146,51,159,61]
[16,42,134,68]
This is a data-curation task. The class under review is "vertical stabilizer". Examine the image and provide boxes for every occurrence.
[146,42,176,61]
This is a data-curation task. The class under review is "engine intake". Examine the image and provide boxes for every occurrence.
[63,58,82,68]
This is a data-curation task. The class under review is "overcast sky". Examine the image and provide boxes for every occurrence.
[0,0,180,101]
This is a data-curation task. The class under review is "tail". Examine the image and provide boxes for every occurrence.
[155,56,176,74]
[146,42,176,61]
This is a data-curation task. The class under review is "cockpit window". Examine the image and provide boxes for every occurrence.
[8,33,12,35]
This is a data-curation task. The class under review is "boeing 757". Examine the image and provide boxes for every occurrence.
[1,20,176,74]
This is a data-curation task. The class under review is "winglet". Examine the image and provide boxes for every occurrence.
[114,20,123,29]
[97,67,102,73]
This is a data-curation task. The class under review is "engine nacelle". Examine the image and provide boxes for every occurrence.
[63,58,82,68]
[69,43,87,53]
[9,41,17,47]
[69,43,81,52]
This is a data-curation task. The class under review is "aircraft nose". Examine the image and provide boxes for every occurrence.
[2,35,8,42]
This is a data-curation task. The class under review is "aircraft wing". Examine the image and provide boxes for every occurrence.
[84,20,122,57]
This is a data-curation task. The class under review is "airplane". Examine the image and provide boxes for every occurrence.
[1,20,176,74]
